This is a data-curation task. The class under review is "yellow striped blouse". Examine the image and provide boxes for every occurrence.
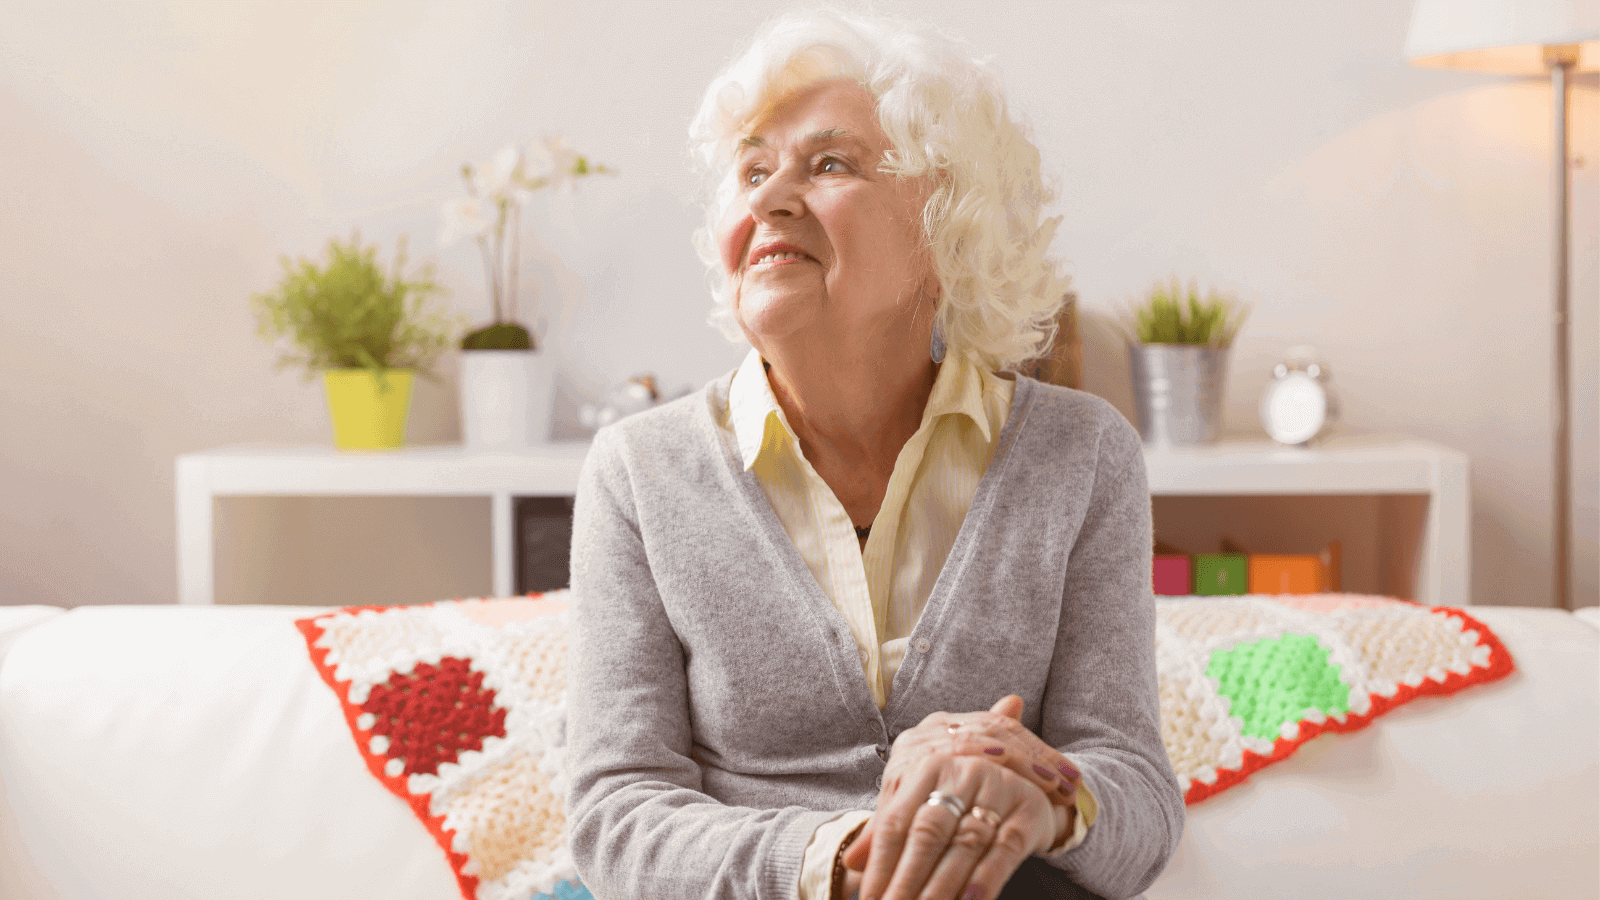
[725,347,1013,709]
[722,349,1093,898]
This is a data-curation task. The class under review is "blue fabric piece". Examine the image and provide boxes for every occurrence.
[532,879,591,900]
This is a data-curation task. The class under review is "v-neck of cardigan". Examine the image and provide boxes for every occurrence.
[703,371,1038,729]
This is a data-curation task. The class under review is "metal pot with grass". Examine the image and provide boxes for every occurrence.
[1126,279,1248,447]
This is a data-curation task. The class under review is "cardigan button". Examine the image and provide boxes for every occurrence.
[875,745,888,761]
[914,637,931,654]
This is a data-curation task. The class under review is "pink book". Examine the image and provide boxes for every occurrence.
[1153,554,1192,595]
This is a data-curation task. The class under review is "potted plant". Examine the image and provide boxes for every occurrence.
[252,232,457,450]
[441,137,613,447]
[1125,278,1248,447]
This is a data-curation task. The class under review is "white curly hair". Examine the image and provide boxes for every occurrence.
[688,8,1070,372]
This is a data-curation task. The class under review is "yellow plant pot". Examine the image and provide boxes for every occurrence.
[322,369,413,449]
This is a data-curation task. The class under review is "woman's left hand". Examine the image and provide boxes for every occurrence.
[842,696,1074,900]
[882,695,1083,818]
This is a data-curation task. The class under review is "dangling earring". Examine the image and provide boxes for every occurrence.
[930,322,946,364]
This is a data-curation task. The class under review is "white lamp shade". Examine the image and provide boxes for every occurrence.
[1406,0,1599,72]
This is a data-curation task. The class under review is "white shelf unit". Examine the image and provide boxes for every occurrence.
[176,444,591,605]
[175,435,1469,606]
[1144,436,1469,606]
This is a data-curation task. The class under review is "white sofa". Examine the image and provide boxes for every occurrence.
[1,602,1596,900]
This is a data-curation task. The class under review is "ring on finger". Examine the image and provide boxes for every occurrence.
[925,790,968,819]
[966,805,1002,828]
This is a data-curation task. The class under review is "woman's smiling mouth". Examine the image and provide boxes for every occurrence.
[748,243,816,268]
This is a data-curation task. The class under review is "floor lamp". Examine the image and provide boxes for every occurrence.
[1405,0,1598,610]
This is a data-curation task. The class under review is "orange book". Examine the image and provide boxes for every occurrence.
[1248,555,1323,594]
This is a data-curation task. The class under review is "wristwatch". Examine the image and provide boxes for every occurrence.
[831,820,868,900]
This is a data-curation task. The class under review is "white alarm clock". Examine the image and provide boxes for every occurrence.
[1259,346,1339,446]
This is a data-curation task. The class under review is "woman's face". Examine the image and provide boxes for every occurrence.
[717,79,935,352]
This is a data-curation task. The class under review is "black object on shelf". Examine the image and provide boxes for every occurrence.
[515,496,574,594]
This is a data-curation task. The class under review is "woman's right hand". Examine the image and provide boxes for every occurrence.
[854,696,1082,854]
[883,695,1081,826]
[939,695,1083,835]
[842,712,1063,900]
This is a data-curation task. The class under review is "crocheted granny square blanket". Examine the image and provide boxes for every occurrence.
[296,594,588,900]
[298,592,1512,898]
[1157,594,1513,804]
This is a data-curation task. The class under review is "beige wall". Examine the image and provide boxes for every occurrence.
[1,0,1594,609]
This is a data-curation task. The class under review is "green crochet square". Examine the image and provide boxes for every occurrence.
[1206,634,1350,740]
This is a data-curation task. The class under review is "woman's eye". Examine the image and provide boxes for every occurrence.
[818,157,844,174]
[744,169,767,187]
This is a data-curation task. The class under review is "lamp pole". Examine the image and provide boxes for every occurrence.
[1547,44,1576,611]
[1404,0,1596,609]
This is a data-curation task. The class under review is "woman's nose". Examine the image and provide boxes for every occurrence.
[749,169,805,222]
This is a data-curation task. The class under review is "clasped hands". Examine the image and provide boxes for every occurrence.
[836,695,1082,900]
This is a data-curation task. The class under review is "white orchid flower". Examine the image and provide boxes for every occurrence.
[522,139,557,186]
[438,196,495,247]
[542,135,582,190]
[466,144,522,200]
[440,136,611,327]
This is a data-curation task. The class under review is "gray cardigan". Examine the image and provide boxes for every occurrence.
[565,372,1183,900]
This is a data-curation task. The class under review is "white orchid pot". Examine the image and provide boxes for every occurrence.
[458,349,554,448]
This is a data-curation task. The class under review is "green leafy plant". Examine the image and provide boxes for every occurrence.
[252,232,460,380]
[1130,278,1248,345]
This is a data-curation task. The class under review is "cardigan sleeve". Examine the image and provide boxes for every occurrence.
[563,427,837,900]
[1033,406,1185,899]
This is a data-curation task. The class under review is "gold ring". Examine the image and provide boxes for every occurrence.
[967,805,1002,828]
[925,790,967,819]
[946,724,961,734]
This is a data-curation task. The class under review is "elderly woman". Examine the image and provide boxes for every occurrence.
[565,10,1182,900]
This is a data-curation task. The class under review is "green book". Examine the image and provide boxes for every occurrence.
[1194,554,1249,595]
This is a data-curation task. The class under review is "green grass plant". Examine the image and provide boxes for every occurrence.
[1132,278,1247,346]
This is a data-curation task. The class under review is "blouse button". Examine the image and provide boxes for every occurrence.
[914,637,932,654]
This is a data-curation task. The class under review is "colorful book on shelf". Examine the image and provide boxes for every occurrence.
[1152,553,1192,595]
[1152,539,1342,597]
[1194,552,1249,595]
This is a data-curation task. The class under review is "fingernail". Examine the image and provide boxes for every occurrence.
[1058,782,1074,797]
[1032,763,1056,780]
[983,746,1004,755]
[1058,762,1079,780]
[963,886,984,900]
